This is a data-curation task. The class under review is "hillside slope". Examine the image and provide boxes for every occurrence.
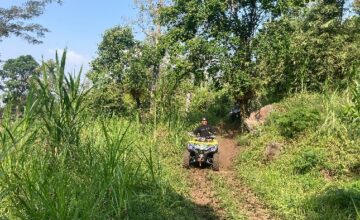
[235,93,360,219]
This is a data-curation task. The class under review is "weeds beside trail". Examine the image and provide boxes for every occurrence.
[236,93,360,220]
[0,51,217,219]
[0,51,278,219]
[1,51,358,219]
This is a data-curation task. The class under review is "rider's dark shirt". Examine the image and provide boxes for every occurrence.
[193,124,216,137]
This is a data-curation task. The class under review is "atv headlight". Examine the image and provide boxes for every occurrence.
[208,145,218,152]
[188,143,195,150]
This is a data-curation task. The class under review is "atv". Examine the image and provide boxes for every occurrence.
[183,135,220,171]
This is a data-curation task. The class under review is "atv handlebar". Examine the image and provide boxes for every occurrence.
[196,136,215,142]
[187,132,215,138]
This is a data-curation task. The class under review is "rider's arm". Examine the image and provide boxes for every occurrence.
[210,126,217,135]
[193,126,200,136]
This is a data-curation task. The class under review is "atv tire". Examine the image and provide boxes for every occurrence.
[183,151,190,169]
[212,153,220,171]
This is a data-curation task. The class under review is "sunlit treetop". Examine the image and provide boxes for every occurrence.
[0,0,62,44]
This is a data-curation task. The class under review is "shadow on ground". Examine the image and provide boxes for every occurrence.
[129,183,220,220]
[306,185,360,220]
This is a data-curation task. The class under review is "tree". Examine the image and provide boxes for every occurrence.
[254,0,360,99]
[355,0,360,13]
[0,55,39,112]
[88,26,153,112]
[160,0,360,112]
[133,0,168,112]
[134,0,168,43]
[0,0,62,44]
[89,26,136,84]
[160,0,278,116]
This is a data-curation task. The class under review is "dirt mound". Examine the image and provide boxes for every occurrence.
[263,142,283,163]
[245,105,275,130]
[218,137,240,170]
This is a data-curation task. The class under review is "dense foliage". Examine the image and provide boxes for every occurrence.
[0,0,359,219]
[0,55,39,113]
[88,26,162,115]
[255,2,360,98]
[83,0,360,119]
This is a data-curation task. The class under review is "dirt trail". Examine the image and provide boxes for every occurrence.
[187,137,276,220]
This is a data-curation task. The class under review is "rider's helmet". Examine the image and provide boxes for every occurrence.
[201,117,208,125]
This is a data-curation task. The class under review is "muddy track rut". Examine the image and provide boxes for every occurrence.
[187,137,276,220]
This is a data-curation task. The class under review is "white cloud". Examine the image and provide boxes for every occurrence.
[47,48,90,73]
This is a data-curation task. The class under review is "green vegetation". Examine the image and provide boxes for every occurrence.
[271,106,321,139]
[236,92,360,220]
[1,0,360,219]
[0,55,39,114]
[208,174,247,220]
[0,51,199,219]
[0,1,62,44]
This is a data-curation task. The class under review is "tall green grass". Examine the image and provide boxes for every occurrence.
[0,50,203,219]
[34,51,89,154]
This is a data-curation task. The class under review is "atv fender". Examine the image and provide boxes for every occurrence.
[212,153,220,171]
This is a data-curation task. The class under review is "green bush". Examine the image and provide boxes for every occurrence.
[293,149,326,174]
[272,107,321,138]
[187,87,234,124]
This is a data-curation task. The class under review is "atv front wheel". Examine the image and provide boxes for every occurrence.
[183,151,190,169]
[212,153,220,171]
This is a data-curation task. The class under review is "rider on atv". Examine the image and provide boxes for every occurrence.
[193,117,216,138]
[184,117,219,170]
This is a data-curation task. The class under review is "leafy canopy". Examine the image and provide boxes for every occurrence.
[0,0,62,44]
[88,26,158,111]
[0,55,39,104]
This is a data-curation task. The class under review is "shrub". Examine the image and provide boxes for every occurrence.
[272,107,321,138]
[187,87,234,124]
[293,149,325,174]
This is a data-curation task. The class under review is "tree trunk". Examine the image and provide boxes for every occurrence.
[149,0,163,114]
[185,92,192,113]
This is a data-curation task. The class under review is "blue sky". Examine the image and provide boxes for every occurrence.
[0,0,141,73]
